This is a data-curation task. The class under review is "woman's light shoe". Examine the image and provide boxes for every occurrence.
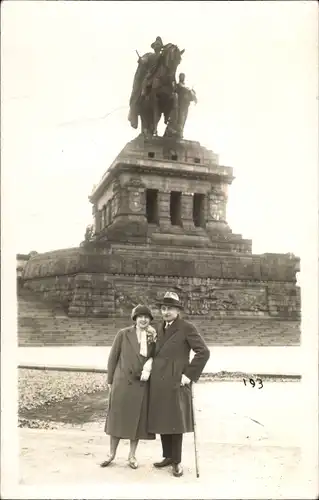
[100,454,115,467]
[128,456,138,469]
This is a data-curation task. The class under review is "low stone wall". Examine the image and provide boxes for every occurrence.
[20,246,300,346]
[23,246,299,283]
[23,271,300,320]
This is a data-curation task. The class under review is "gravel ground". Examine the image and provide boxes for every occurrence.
[18,367,298,411]
[18,368,108,411]
[18,368,299,429]
[18,368,109,429]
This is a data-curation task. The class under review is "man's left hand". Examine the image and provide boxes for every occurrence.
[180,374,191,386]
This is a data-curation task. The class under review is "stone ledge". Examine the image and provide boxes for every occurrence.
[17,346,302,376]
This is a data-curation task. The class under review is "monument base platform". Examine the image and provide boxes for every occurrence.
[22,245,300,324]
[20,136,300,345]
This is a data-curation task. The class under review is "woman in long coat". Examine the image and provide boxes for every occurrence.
[100,304,156,469]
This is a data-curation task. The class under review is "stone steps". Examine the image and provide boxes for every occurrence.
[18,289,300,347]
[18,318,300,347]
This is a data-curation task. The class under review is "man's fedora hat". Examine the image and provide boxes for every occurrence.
[158,291,183,309]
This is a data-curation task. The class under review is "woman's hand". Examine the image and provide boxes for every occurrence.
[140,357,153,381]
[143,357,153,372]
[140,370,150,382]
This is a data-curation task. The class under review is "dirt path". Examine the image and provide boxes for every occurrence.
[19,381,313,498]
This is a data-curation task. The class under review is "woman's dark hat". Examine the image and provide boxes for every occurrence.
[158,291,183,309]
[131,304,153,322]
[151,36,163,50]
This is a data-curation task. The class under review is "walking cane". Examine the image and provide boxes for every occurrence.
[191,383,200,478]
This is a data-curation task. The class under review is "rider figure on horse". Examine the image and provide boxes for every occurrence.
[128,37,190,138]
[140,37,164,96]
[128,37,164,129]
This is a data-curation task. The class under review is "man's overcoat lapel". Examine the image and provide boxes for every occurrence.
[156,318,179,354]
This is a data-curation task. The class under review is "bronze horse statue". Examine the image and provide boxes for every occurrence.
[129,43,184,138]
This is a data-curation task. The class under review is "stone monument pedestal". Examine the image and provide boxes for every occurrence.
[90,136,251,251]
[22,136,300,337]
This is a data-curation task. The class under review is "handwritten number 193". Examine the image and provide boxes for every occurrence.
[243,377,263,389]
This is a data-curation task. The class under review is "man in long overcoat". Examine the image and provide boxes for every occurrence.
[148,291,210,477]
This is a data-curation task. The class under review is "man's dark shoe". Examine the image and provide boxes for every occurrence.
[172,463,183,477]
[153,457,174,468]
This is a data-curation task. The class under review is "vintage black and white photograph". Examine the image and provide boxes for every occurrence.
[1,1,318,499]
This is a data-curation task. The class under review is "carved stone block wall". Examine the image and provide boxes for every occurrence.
[23,247,299,284]
[119,176,147,216]
[158,190,171,230]
[260,254,299,281]
[267,283,301,319]
[22,275,75,313]
[22,271,299,321]
[22,243,300,323]
[111,275,300,320]
[181,193,195,230]
[69,274,116,317]
[206,184,229,233]
[110,277,269,317]
[24,273,116,317]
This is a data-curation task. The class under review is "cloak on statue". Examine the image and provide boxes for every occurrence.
[128,36,164,129]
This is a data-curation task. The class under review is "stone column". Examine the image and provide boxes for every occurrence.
[92,203,98,234]
[181,193,195,231]
[158,190,171,230]
[108,179,122,225]
[206,183,230,233]
[95,209,102,233]
[111,192,120,222]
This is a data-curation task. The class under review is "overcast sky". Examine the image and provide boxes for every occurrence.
[2,1,318,260]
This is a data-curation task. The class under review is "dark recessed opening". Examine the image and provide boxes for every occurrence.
[148,151,155,158]
[146,189,159,224]
[194,157,201,164]
[193,193,206,228]
[170,191,182,226]
[100,206,106,228]
[171,154,178,161]
[97,211,102,232]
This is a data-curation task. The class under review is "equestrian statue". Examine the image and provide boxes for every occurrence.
[128,36,197,139]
